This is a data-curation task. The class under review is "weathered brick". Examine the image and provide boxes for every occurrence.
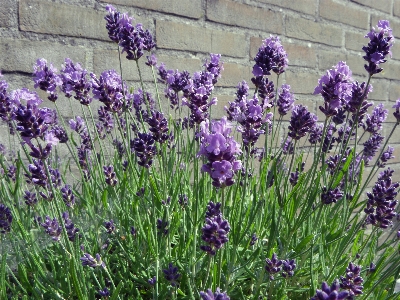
[285,69,320,95]
[391,42,400,61]
[346,52,367,76]
[212,95,232,119]
[286,16,343,47]
[320,0,368,29]
[345,31,367,52]
[216,63,251,87]
[0,0,16,28]
[366,79,389,101]
[102,0,202,19]
[206,0,283,33]
[19,0,108,40]
[257,0,316,15]
[211,30,247,58]
[156,20,246,58]
[0,39,87,74]
[351,0,391,13]
[389,80,400,102]
[250,37,263,59]
[395,0,400,17]
[318,49,347,72]
[377,60,400,80]
[371,15,400,39]
[94,49,201,81]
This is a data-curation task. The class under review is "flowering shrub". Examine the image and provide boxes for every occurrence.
[0,6,399,300]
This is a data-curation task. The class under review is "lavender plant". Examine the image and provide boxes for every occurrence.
[0,6,399,300]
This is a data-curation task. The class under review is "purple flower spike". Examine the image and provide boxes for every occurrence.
[363,20,394,75]
[265,253,283,280]
[163,263,180,287]
[321,186,343,205]
[314,61,353,117]
[277,84,295,116]
[379,146,394,167]
[363,103,387,134]
[24,190,38,206]
[148,276,156,286]
[200,214,230,256]
[0,204,12,234]
[103,165,118,187]
[253,35,288,76]
[282,259,296,278]
[204,53,224,85]
[392,99,400,123]
[146,110,169,144]
[40,216,62,241]
[98,287,110,298]
[310,281,349,300]
[362,133,384,164]
[104,219,116,234]
[288,105,317,140]
[62,212,80,242]
[339,262,364,297]
[200,287,230,300]
[131,132,156,168]
[81,253,106,268]
[205,201,222,218]
[105,5,123,43]
[33,58,62,102]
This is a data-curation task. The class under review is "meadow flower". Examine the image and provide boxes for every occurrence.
[0,204,12,234]
[103,165,118,186]
[131,132,156,168]
[200,214,230,256]
[62,212,80,242]
[163,263,180,287]
[200,288,230,300]
[310,281,349,300]
[252,35,288,76]
[339,262,364,297]
[80,253,106,268]
[60,58,92,105]
[314,61,353,117]
[363,20,394,75]
[277,84,295,116]
[288,105,317,140]
[33,58,61,102]
[197,117,242,187]
[61,185,75,207]
[265,253,283,280]
[40,216,62,241]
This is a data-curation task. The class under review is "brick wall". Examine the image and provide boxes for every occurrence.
[2,0,400,183]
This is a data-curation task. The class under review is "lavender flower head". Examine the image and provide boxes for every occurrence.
[33,58,62,102]
[265,253,283,280]
[60,58,92,105]
[200,214,230,256]
[253,35,288,76]
[80,253,106,268]
[62,212,80,242]
[288,105,317,140]
[197,117,242,187]
[104,5,123,43]
[98,287,110,298]
[204,53,224,84]
[310,281,349,300]
[40,216,62,241]
[339,262,364,297]
[0,204,12,234]
[314,61,353,117]
[277,84,295,116]
[362,133,384,164]
[379,146,394,167]
[393,99,400,123]
[363,103,387,134]
[363,20,394,75]
[200,288,230,300]
[131,132,156,168]
[163,263,180,287]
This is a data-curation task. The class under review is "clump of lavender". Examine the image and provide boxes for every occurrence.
[104,165,118,187]
[104,219,116,234]
[252,35,288,76]
[33,58,61,102]
[310,281,349,300]
[197,117,242,187]
[288,105,317,140]
[277,84,295,116]
[91,69,129,115]
[226,83,273,150]
[131,132,156,168]
[314,61,353,117]
[60,58,92,105]
[200,213,230,256]
[62,212,80,242]
[363,20,394,75]
[200,288,230,300]
[0,204,12,234]
[363,103,387,134]
[265,253,283,280]
[80,253,106,268]
[339,262,364,297]
[163,263,180,287]
[23,190,38,206]
[321,186,344,205]
[364,169,399,229]
[40,216,62,241]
